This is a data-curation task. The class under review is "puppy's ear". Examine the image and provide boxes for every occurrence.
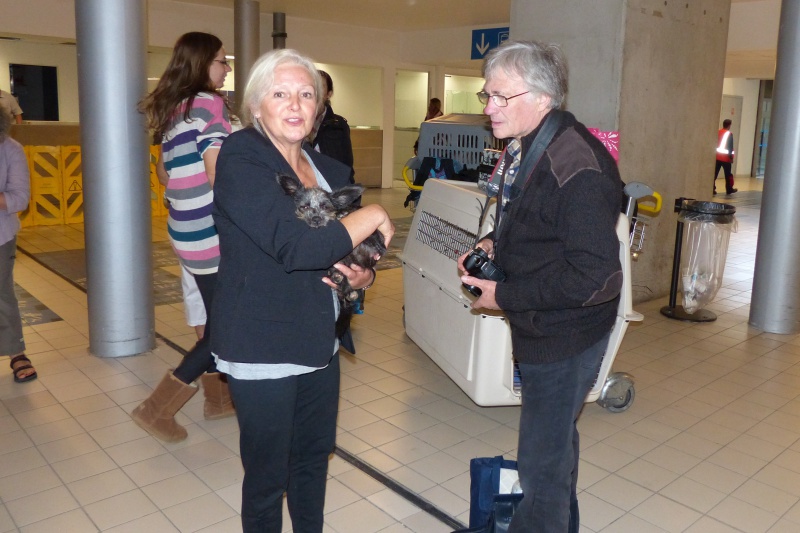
[330,185,365,209]
[276,174,303,196]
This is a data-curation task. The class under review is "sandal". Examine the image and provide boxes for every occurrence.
[10,354,37,383]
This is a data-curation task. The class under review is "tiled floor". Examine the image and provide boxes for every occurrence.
[6,178,800,532]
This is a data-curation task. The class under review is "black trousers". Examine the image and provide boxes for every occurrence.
[714,160,735,192]
[172,272,217,383]
[228,355,340,533]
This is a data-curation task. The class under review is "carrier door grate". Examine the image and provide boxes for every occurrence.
[415,211,476,260]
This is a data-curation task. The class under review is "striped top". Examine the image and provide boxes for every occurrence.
[162,92,231,275]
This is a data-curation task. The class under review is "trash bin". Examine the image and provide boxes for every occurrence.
[661,199,737,322]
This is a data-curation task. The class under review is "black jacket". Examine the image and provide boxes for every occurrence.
[312,104,355,182]
[211,127,356,366]
[486,111,623,364]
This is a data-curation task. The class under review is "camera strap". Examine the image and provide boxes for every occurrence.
[493,110,562,245]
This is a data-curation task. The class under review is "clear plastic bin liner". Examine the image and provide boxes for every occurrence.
[678,201,737,314]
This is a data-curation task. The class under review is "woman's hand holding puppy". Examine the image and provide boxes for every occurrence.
[323,263,375,291]
[340,204,395,250]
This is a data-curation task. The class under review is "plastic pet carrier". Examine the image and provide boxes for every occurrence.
[402,178,648,409]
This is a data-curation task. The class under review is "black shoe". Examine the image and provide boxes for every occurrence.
[726,188,737,194]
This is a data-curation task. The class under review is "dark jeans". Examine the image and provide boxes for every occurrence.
[714,160,735,192]
[228,355,340,533]
[172,272,217,383]
[509,333,609,533]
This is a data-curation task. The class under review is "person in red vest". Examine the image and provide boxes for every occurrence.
[714,119,737,195]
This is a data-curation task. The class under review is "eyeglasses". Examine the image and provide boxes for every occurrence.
[214,59,231,67]
[477,90,530,107]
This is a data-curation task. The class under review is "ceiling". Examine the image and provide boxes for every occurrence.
[0,0,776,79]
[178,0,776,78]
[175,0,512,32]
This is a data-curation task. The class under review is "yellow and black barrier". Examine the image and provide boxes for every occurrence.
[18,145,167,227]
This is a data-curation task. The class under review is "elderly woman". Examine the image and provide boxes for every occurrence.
[0,108,36,384]
[211,49,394,532]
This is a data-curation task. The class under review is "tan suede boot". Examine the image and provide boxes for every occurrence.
[200,372,236,420]
[131,371,198,442]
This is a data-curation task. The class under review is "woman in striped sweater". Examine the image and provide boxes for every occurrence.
[133,32,234,442]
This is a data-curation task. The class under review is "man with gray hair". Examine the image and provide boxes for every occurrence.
[459,40,623,531]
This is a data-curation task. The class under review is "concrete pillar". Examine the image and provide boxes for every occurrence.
[510,0,732,303]
[381,65,396,188]
[75,0,155,356]
[234,0,260,116]
[749,0,800,334]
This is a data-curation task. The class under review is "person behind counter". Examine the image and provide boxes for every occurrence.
[311,69,354,182]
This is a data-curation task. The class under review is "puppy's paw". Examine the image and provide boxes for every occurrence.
[327,268,345,285]
[345,290,360,302]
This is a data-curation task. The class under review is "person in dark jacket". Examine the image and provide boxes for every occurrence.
[311,70,354,182]
[211,49,393,533]
[458,40,623,532]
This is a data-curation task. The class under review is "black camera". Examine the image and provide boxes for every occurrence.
[462,248,507,297]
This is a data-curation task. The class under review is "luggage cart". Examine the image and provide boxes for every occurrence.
[401,179,661,410]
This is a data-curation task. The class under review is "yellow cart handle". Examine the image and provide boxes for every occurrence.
[637,191,662,217]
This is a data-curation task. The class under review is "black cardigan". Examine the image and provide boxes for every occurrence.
[211,127,356,367]
[312,104,354,181]
[487,111,624,364]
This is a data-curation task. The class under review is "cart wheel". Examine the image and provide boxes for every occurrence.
[597,372,635,413]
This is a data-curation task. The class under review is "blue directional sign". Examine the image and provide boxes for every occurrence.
[471,27,510,60]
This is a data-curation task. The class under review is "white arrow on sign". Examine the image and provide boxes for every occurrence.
[476,33,490,56]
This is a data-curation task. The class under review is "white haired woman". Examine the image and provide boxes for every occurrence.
[211,49,394,532]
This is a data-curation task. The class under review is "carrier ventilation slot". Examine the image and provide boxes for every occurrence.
[415,211,476,260]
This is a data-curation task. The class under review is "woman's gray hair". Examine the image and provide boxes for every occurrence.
[482,40,568,109]
[0,109,11,141]
[240,48,323,127]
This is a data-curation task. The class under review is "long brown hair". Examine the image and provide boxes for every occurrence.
[140,32,225,139]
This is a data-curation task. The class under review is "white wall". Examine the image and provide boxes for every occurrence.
[0,0,769,188]
[728,0,780,52]
[314,62,382,128]
[395,71,428,129]
[723,77,760,177]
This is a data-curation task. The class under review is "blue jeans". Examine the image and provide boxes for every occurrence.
[509,333,609,533]
[228,355,340,533]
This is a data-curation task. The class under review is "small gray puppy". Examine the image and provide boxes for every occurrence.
[277,173,386,336]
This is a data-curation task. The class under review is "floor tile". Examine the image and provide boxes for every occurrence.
[5,485,79,527]
[162,492,237,532]
[83,489,159,530]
